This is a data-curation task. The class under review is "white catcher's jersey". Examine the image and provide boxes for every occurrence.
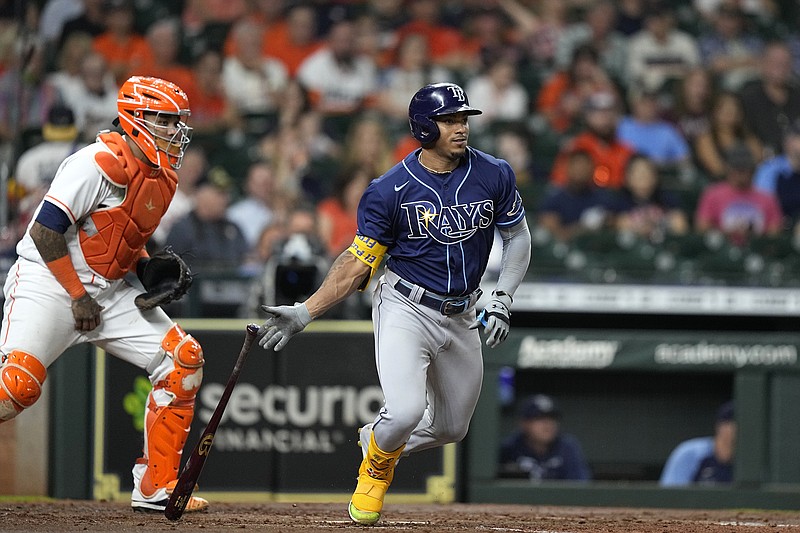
[2,138,174,371]
[16,141,124,281]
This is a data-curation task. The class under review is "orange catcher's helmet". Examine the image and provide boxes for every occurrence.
[117,76,192,169]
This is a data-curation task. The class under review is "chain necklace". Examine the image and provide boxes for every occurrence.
[418,152,455,174]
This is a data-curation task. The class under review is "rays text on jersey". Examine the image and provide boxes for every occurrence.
[401,199,493,244]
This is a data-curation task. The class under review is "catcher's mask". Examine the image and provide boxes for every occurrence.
[117,76,193,170]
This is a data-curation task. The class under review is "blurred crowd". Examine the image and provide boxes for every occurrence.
[3,0,800,314]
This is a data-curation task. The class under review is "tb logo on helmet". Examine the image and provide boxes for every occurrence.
[447,85,466,102]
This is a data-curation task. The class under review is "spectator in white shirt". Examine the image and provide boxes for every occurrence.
[464,58,529,130]
[222,19,289,137]
[627,2,700,92]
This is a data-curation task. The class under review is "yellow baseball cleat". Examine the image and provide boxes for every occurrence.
[348,500,382,525]
[347,426,404,525]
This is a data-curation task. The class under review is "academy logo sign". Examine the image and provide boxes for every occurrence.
[655,342,797,368]
[516,336,619,368]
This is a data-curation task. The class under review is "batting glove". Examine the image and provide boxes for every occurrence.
[258,302,313,351]
[470,291,512,348]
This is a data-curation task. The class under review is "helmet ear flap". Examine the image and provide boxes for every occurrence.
[409,114,440,144]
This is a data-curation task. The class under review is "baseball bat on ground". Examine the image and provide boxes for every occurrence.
[164,323,261,521]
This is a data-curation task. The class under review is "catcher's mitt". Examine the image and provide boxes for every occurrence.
[134,248,193,310]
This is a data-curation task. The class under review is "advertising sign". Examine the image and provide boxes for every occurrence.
[93,321,453,502]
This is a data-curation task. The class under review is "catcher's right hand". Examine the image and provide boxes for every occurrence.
[134,247,193,310]
[258,303,312,351]
[71,293,104,332]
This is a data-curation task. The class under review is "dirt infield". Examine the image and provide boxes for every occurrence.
[1,501,799,532]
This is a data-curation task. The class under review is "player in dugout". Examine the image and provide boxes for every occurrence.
[0,76,208,513]
[258,82,532,525]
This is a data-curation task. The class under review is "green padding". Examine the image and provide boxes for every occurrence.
[469,482,800,510]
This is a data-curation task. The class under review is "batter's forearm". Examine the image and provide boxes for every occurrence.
[496,219,531,298]
[305,251,370,319]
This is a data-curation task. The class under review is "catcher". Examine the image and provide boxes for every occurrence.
[0,76,205,513]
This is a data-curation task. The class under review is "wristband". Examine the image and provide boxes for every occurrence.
[493,290,513,304]
[46,255,87,300]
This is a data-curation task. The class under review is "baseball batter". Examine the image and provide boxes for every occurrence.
[258,82,532,525]
[0,77,208,513]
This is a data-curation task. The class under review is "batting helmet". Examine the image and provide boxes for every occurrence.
[117,76,192,169]
[408,83,482,144]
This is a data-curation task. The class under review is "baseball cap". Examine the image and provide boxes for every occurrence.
[584,91,617,112]
[520,394,560,420]
[724,143,756,170]
[197,166,235,194]
[716,400,735,423]
[42,105,78,142]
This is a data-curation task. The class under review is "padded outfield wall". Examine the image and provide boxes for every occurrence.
[40,306,799,508]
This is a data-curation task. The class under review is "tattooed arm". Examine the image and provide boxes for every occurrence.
[30,221,105,331]
[304,250,372,319]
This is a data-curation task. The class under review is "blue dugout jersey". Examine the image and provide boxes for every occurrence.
[357,147,526,296]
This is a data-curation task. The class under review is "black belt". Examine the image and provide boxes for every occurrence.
[393,280,478,316]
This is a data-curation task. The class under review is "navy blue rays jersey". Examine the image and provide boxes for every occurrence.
[357,147,525,296]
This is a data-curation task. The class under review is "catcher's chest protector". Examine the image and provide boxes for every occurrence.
[80,132,178,280]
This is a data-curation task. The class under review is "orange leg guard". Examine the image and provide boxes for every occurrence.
[0,351,47,423]
[137,325,204,498]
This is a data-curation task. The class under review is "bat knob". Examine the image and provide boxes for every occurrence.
[246,323,260,335]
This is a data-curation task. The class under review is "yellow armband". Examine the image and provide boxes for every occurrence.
[347,235,388,291]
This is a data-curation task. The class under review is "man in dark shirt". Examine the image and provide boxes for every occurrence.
[499,394,592,481]
[164,168,249,272]
[538,149,617,242]
[739,42,800,158]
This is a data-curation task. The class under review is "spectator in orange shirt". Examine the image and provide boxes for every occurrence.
[132,19,196,100]
[550,90,635,189]
[394,0,468,72]
[92,0,149,86]
[317,164,372,258]
[261,3,323,78]
[537,43,614,134]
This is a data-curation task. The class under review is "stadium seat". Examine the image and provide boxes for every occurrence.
[528,226,569,280]
[695,243,748,285]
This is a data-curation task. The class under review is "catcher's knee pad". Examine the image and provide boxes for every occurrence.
[158,324,204,401]
[0,351,46,423]
[138,325,204,497]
